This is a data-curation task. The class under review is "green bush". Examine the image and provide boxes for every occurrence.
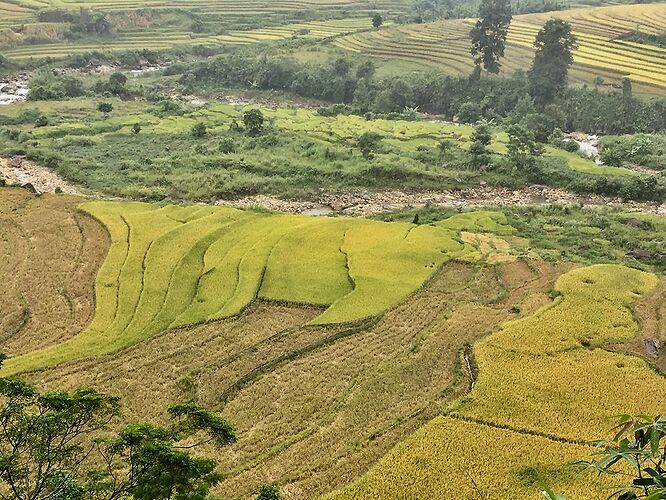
[34,115,49,128]
[219,137,236,154]
[561,140,579,153]
[600,134,666,170]
[191,122,207,138]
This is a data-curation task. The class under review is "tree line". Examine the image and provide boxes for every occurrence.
[175,52,664,136]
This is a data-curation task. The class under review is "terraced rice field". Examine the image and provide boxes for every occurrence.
[336,3,666,94]
[1,18,376,60]
[4,201,524,375]
[0,0,32,18]
[6,195,573,498]
[0,0,409,60]
[2,189,665,498]
[33,259,532,498]
[454,265,662,440]
[329,264,665,499]
[0,1,33,30]
[24,0,406,14]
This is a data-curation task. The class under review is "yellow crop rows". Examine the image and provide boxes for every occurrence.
[329,264,665,498]
[1,18,375,59]
[1,202,503,376]
[336,3,666,93]
[326,416,614,499]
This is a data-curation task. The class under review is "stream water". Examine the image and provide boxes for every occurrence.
[565,134,603,164]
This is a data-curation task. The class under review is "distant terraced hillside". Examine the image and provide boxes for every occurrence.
[1,18,377,59]
[13,0,405,13]
[336,3,666,94]
[0,0,407,60]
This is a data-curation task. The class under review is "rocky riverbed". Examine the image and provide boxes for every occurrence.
[217,186,666,217]
[1,155,664,216]
[0,73,29,105]
[0,156,84,195]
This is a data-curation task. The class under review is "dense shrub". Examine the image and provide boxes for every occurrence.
[191,122,207,137]
[600,134,666,170]
[28,72,85,100]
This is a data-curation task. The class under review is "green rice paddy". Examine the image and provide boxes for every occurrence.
[2,202,507,375]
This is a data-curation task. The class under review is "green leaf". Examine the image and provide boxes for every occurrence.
[541,486,565,500]
[645,489,666,500]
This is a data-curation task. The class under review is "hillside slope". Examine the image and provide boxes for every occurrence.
[336,3,666,94]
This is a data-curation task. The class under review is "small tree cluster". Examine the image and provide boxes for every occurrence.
[243,109,265,136]
[372,14,383,28]
[256,483,281,500]
[506,123,544,170]
[93,72,129,98]
[357,131,383,159]
[469,123,492,167]
[97,102,113,117]
[191,122,207,138]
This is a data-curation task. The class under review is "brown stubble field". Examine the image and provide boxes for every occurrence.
[0,189,109,356]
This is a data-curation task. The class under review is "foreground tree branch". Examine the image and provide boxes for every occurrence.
[0,353,236,500]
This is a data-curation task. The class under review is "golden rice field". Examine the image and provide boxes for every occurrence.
[1,18,376,60]
[329,264,666,499]
[326,416,614,499]
[336,3,666,94]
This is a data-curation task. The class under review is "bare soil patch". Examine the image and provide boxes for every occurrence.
[0,156,86,195]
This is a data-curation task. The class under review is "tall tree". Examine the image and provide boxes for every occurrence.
[470,0,512,75]
[528,19,578,106]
